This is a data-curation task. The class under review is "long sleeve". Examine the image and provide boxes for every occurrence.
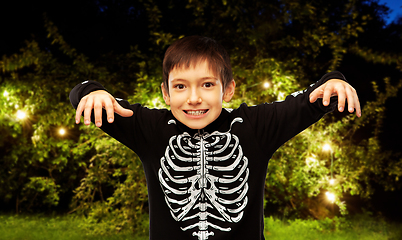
[244,71,346,156]
[69,80,108,109]
[69,80,172,154]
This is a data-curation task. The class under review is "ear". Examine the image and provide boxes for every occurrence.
[223,80,236,102]
[161,83,171,105]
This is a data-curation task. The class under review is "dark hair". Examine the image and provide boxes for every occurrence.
[162,36,233,92]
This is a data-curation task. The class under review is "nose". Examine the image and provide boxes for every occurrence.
[187,89,202,105]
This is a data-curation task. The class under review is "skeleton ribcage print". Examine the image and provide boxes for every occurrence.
[158,118,249,240]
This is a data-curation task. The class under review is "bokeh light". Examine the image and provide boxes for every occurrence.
[59,128,66,136]
[16,110,27,120]
[322,143,332,152]
[326,191,335,203]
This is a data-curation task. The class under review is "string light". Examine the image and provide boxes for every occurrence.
[322,143,332,152]
[322,143,337,203]
[322,143,334,184]
[244,81,273,90]
[326,191,335,203]
[58,128,66,136]
[3,90,9,97]
[16,110,27,120]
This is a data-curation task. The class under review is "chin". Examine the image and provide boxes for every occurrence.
[185,122,209,130]
[177,114,216,130]
[180,118,214,129]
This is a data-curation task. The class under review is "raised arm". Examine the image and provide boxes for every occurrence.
[309,79,361,117]
[252,71,362,155]
[70,81,133,127]
[75,90,133,127]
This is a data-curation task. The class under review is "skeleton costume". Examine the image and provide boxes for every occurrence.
[70,71,345,240]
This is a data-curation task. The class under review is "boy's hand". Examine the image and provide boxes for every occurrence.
[75,90,134,127]
[309,79,361,117]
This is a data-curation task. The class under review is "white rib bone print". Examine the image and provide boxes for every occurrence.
[158,118,248,239]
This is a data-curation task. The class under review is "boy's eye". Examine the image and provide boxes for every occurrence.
[174,84,185,89]
[203,82,214,88]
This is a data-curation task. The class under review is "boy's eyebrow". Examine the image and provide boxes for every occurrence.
[171,76,219,82]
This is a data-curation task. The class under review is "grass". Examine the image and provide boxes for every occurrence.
[0,214,401,240]
[264,215,402,240]
[0,214,147,240]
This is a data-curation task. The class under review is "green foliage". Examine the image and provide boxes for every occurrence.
[266,78,402,218]
[70,134,148,235]
[0,18,153,232]
[21,177,60,207]
[229,58,301,106]
[0,74,81,212]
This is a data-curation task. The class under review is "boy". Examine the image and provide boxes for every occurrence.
[70,36,361,240]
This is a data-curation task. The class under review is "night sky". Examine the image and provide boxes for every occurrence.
[379,0,402,24]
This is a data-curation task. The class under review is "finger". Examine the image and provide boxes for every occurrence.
[310,86,325,103]
[355,91,362,117]
[114,101,134,117]
[83,97,94,125]
[104,98,116,123]
[322,84,333,106]
[345,87,355,113]
[93,96,103,127]
[75,97,87,124]
[336,85,346,112]
[348,87,362,117]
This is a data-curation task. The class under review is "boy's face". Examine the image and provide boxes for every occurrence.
[162,61,235,129]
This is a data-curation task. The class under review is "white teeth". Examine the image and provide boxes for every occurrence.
[186,110,207,116]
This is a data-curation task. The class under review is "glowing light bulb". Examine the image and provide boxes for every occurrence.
[16,110,27,120]
[326,191,335,203]
[59,128,66,136]
[263,82,270,89]
[3,91,9,97]
[329,179,335,185]
[322,143,332,152]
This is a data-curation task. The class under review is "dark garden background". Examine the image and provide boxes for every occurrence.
[1,0,401,235]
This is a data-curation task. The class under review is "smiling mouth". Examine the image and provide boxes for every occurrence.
[184,110,208,116]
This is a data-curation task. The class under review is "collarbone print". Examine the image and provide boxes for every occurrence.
[159,118,249,240]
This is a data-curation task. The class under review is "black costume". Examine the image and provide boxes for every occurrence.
[70,71,344,240]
